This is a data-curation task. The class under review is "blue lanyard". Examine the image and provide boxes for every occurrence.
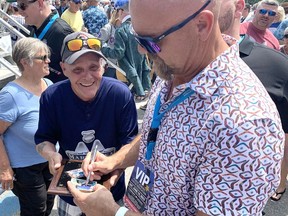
[239,35,245,44]
[34,13,59,40]
[145,88,195,160]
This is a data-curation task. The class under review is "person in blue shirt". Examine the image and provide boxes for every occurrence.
[274,18,288,41]
[82,0,108,36]
[0,37,54,216]
[35,31,138,216]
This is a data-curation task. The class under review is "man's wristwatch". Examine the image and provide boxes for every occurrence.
[115,206,129,216]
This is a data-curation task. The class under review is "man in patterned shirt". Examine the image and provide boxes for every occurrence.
[220,0,288,204]
[82,0,108,37]
[67,0,285,215]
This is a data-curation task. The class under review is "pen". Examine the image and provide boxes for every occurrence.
[85,139,100,185]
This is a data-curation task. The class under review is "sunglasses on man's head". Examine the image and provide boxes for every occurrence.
[17,0,38,11]
[258,9,277,16]
[131,0,211,54]
[64,38,101,55]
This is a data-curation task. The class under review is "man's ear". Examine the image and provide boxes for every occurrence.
[196,11,214,41]
[37,0,45,10]
[236,0,245,19]
[60,61,68,77]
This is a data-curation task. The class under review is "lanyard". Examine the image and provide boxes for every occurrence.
[239,35,245,44]
[145,88,195,160]
[34,13,59,40]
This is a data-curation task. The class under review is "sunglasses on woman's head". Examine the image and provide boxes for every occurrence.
[17,0,38,11]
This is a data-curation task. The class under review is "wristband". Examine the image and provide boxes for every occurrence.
[115,206,129,216]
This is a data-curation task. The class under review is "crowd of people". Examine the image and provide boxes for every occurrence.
[0,0,288,215]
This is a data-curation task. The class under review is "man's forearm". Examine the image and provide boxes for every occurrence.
[36,141,57,160]
[112,134,141,170]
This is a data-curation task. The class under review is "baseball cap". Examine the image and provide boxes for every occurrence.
[61,32,107,64]
[72,0,82,4]
[114,0,128,9]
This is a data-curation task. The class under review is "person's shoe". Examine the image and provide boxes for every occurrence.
[140,103,147,111]
[270,188,286,201]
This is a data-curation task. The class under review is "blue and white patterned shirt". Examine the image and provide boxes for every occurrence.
[274,19,288,40]
[82,6,108,36]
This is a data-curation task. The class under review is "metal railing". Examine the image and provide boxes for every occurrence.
[0,5,27,78]
[0,3,130,85]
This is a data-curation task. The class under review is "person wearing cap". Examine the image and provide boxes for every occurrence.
[66,0,284,215]
[61,0,85,32]
[17,0,73,83]
[34,31,138,216]
[82,0,108,37]
[101,0,151,101]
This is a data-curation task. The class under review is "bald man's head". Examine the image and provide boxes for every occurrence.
[219,0,245,37]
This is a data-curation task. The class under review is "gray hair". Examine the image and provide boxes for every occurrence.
[12,37,50,72]
[257,0,279,8]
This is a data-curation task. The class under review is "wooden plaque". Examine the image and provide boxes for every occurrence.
[48,160,82,196]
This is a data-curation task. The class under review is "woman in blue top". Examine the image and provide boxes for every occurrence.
[0,37,55,216]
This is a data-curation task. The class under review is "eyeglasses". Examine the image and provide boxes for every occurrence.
[65,38,101,53]
[284,35,288,39]
[258,9,277,16]
[131,0,211,54]
[33,55,50,62]
[17,0,38,11]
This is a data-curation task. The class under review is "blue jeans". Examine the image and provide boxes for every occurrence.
[12,162,55,216]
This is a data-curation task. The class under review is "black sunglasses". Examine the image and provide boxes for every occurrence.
[33,55,50,62]
[17,0,38,11]
[284,35,288,39]
[131,0,211,54]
